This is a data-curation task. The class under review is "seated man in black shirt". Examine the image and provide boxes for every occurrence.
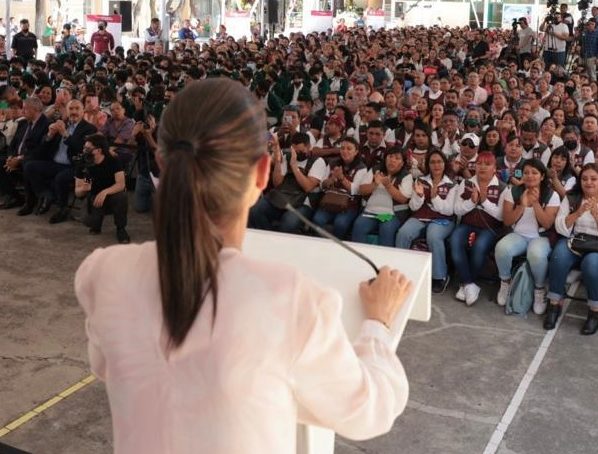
[470,29,490,66]
[74,133,130,244]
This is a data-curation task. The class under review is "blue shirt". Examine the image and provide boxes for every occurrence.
[54,122,77,165]
[582,29,598,58]
[178,28,196,40]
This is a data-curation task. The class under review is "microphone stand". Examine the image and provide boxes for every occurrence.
[285,203,380,276]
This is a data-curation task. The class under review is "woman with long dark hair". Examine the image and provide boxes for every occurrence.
[546,147,576,199]
[352,148,413,246]
[494,159,560,314]
[75,80,412,452]
[545,164,598,334]
[312,137,370,239]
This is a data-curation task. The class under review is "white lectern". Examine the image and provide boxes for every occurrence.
[243,229,432,454]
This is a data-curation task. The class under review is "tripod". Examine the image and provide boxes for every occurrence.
[566,11,590,73]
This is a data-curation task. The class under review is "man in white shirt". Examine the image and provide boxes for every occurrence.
[460,72,487,106]
[539,12,572,67]
[517,17,536,67]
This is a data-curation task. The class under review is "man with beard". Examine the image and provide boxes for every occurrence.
[10,19,37,62]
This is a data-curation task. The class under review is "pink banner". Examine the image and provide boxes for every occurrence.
[311,10,333,16]
[86,14,122,23]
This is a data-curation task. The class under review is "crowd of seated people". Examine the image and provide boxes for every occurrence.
[0,15,598,334]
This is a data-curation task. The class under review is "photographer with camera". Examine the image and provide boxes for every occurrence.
[540,10,573,68]
[128,114,158,213]
[75,133,129,244]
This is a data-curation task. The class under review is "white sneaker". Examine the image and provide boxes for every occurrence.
[456,285,465,302]
[533,287,547,315]
[464,283,481,306]
[497,280,511,306]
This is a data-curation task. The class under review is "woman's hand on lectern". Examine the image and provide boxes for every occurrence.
[359,267,412,330]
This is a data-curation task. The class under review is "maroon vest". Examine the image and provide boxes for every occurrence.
[461,181,505,230]
[413,179,455,221]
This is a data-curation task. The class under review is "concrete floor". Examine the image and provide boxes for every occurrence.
[1,205,597,454]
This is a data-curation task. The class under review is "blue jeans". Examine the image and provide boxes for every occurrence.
[396,218,455,280]
[134,174,154,213]
[547,238,598,309]
[248,197,313,234]
[543,50,566,67]
[351,213,403,247]
[495,233,551,285]
[312,209,359,239]
[449,224,497,285]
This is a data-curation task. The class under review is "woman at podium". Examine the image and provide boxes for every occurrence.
[75,79,412,453]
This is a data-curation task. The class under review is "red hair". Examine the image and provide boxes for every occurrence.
[476,151,496,166]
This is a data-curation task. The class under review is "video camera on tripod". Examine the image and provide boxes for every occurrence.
[545,0,560,25]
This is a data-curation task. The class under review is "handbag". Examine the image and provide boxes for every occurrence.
[319,190,353,214]
[567,233,598,256]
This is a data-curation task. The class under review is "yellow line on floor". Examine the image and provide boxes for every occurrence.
[0,374,96,438]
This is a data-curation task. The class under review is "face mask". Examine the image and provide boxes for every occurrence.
[565,86,575,96]
[564,139,578,150]
[445,101,457,109]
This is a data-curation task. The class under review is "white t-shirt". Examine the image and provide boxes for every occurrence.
[504,189,560,239]
[363,171,413,214]
[547,23,569,53]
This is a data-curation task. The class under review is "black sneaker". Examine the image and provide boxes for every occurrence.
[49,208,70,224]
[432,276,450,294]
[116,228,130,244]
[543,303,561,331]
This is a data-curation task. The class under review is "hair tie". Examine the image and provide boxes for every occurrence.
[173,140,195,156]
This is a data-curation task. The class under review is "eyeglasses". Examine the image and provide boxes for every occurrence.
[461,140,476,147]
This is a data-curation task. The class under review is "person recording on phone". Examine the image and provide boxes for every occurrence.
[249,132,327,233]
[270,104,316,150]
[74,133,129,244]
[75,79,412,453]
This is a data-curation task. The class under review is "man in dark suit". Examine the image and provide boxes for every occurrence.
[23,99,97,223]
[0,96,49,209]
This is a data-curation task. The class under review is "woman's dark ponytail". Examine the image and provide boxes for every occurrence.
[155,79,266,349]
[155,145,221,348]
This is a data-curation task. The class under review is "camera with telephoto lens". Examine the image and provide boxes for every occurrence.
[72,150,95,180]
[578,0,590,11]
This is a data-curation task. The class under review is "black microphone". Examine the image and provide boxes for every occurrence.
[285,203,380,277]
